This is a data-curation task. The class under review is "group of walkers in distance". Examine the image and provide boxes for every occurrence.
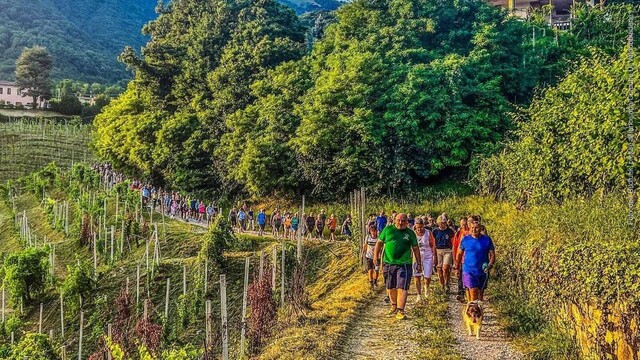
[230,207,353,240]
[92,163,220,225]
[364,211,495,321]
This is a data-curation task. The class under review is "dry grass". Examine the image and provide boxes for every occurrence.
[259,244,371,360]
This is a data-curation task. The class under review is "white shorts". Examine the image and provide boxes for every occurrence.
[413,258,434,279]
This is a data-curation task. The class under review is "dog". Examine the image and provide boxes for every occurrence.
[462,301,483,339]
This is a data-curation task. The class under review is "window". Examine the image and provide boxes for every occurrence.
[7,88,10,95]
[0,88,3,94]
[16,102,22,106]
[17,89,21,95]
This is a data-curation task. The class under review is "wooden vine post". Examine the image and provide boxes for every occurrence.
[240,257,249,357]
[221,274,228,360]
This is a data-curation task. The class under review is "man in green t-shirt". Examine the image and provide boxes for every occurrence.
[374,213,421,320]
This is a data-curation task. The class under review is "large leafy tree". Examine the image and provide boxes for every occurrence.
[15,46,53,108]
[476,48,640,202]
[96,0,307,196]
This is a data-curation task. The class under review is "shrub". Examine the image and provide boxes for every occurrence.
[60,258,95,312]
[11,333,59,360]
[199,215,235,270]
[2,247,49,305]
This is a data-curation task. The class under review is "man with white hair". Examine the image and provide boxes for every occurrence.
[433,214,455,292]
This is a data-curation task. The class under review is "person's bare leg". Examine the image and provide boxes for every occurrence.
[437,267,445,287]
[398,289,408,310]
[478,289,485,301]
[415,277,422,300]
[389,288,398,308]
[468,288,479,302]
[443,265,451,286]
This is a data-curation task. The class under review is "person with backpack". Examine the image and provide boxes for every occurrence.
[433,214,455,293]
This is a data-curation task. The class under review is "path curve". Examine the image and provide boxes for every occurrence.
[447,284,523,360]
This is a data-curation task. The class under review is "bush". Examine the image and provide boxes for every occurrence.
[2,247,49,305]
[11,333,59,360]
[60,258,95,311]
[49,95,82,115]
[199,215,236,269]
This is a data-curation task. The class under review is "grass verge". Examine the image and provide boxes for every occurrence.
[413,288,462,360]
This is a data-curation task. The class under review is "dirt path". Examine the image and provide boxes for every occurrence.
[338,289,422,360]
[447,283,523,360]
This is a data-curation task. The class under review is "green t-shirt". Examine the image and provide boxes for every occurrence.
[379,225,418,265]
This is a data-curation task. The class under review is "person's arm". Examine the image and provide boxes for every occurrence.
[487,250,496,272]
[455,249,464,276]
[373,240,383,266]
[430,232,437,267]
[412,245,422,273]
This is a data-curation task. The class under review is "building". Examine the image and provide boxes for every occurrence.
[0,80,47,109]
[491,0,574,21]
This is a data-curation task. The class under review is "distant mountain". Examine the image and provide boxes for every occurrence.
[0,0,158,83]
[0,0,342,84]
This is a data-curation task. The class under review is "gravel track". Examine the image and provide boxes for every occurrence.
[447,283,524,360]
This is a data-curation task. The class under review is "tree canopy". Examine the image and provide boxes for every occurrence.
[96,0,630,200]
[15,46,53,108]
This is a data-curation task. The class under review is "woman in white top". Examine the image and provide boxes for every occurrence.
[413,218,436,303]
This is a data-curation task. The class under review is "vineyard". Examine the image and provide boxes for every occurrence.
[0,163,376,359]
[0,119,93,183]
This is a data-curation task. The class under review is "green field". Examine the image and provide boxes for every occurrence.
[0,119,93,182]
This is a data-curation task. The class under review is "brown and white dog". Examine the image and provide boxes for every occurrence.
[462,301,483,339]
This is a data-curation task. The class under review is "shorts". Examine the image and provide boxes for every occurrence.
[259,223,265,230]
[317,226,324,234]
[462,272,488,290]
[412,257,434,279]
[383,264,413,290]
[366,258,375,270]
[330,228,336,233]
[436,249,453,267]
[230,217,237,226]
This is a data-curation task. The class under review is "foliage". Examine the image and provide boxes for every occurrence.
[60,258,95,311]
[134,302,163,355]
[2,247,49,305]
[248,269,278,355]
[0,0,157,83]
[199,215,235,270]
[0,314,23,339]
[15,46,53,108]
[49,95,83,115]
[475,48,640,202]
[10,333,59,360]
[96,0,582,200]
[112,287,135,357]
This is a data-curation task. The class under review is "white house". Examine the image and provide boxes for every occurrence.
[0,80,47,109]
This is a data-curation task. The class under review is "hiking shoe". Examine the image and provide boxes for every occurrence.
[395,311,407,320]
[386,307,398,317]
[383,295,390,304]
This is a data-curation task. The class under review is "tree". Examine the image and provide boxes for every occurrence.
[2,247,49,306]
[15,46,53,109]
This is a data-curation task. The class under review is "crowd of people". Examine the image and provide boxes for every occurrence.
[93,164,496,323]
[92,163,220,225]
[364,211,495,320]
[231,208,353,240]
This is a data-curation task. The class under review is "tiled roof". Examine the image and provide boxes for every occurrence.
[0,80,17,86]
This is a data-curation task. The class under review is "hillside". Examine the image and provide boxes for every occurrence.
[0,0,157,83]
[0,0,341,84]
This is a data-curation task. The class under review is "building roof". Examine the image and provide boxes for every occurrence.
[0,80,17,86]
